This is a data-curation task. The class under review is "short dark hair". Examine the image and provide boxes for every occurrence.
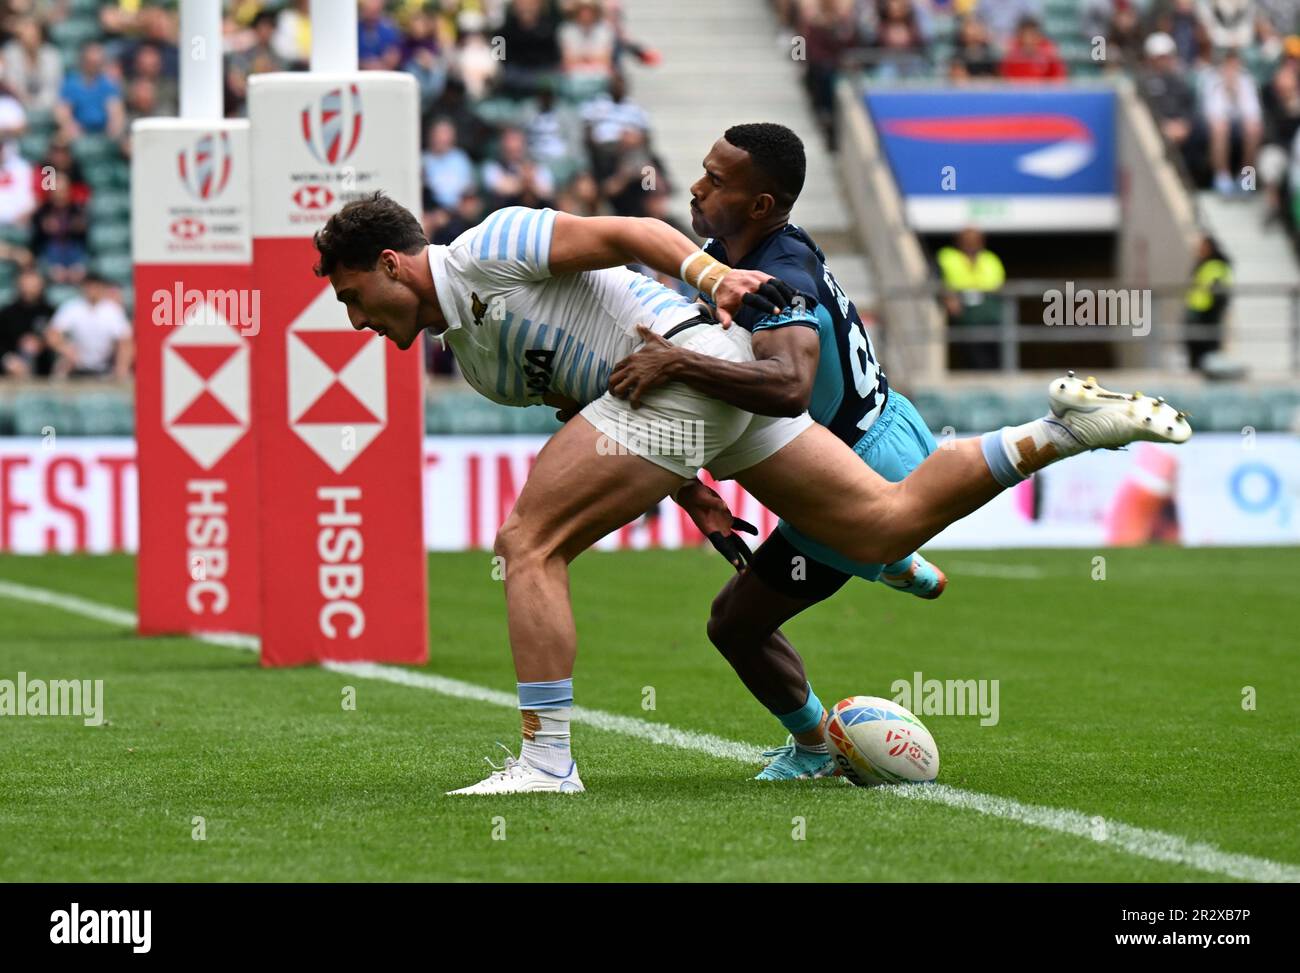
[313,192,427,277]
[723,122,806,210]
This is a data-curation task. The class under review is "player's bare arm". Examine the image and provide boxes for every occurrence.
[609,323,819,414]
[546,212,791,325]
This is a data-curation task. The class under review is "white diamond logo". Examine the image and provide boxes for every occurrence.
[287,284,387,473]
[162,302,250,470]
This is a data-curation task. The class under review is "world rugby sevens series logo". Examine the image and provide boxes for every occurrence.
[301,84,363,165]
[177,132,233,200]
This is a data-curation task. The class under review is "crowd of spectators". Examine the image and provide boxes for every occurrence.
[0,0,669,381]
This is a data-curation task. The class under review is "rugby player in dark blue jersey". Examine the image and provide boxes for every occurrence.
[609,123,948,780]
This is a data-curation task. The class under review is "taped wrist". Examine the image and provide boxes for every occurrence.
[679,250,732,301]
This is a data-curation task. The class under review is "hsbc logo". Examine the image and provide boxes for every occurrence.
[170,217,206,240]
[287,285,387,474]
[177,132,234,200]
[293,184,334,210]
[301,84,363,165]
[163,302,250,470]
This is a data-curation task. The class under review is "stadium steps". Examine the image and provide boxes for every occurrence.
[1196,191,1300,379]
[620,0,876,310]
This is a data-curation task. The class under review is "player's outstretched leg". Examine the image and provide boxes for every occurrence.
[447,414,684,796]
[733,374,1192,570]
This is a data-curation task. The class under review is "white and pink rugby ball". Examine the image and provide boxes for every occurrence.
[825,696,940,786]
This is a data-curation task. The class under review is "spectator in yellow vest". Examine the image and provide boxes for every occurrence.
[1185,233,1232,372]
[937,226,1006,370]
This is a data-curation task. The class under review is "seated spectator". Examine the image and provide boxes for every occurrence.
[0,266,54,377]
[554,170,603,216]
[400,8,447,109]
[47,275,133,379]
[977,0,1043,44]
[454,13,502,101]
[1198,0,1256,51]
[227,11,288,114]
[954,14,999,77]
[599,126,659,217]
[525,83,585,178]
[1,20,63,114]
[1184,233,1232,371]
[0,144,36,229]
[55,42,125,139]
[1104,1,1146,70]
[481,127,555,208]
[937,226,1006,370]
[32,173,88,284]
[0,77,26,155]
[1000,16,1067,81]
[119,77,159,158]
[128,43,178,117]
[422,118,476,212]
[273,0,312,68]
[1151,0,1211,65]
[1139,32,1205,177]
[1203,48,1263,194]
[559,0,616,88]
[582,73,650,177]
[872,0,928,79]
[429,189,486,246]
[358,0,403,71]
[36,136,91,207]
[498,0,562,96]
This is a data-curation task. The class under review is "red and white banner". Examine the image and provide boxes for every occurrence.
[247,73,426,666]
[4,435,1298,555]
[131,119,259,635]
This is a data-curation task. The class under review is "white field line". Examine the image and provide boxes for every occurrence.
[2,578,1296,883]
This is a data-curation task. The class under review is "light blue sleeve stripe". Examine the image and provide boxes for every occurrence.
[495,208,522,260]
[477,209,507,260]
[534,209,556,271]
[514,210,536,260]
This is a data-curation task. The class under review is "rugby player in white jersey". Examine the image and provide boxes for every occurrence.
[313,193,1191,795]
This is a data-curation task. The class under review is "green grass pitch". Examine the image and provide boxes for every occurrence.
[1,546,1297,882]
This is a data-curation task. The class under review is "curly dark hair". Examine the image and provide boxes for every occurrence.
[723,122,806,210]
[312,192,428,277]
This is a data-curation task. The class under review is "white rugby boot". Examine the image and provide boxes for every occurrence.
[446,745,585,795]
[1048,371,1192,449]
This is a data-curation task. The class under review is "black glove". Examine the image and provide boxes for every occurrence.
[707,517,758,572]
[741,277,798,316]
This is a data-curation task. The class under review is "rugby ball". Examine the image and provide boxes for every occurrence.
[825,696,939,786]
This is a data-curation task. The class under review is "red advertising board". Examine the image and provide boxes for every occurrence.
[248,73,427,666]
[131,120,260,635]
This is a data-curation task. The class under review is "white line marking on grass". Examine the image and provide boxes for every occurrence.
[944,561,1048,580]
[3,579,1296,883]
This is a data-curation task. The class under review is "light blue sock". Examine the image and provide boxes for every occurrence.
[980,429,1028,489]
[775,683,825,740]
[517,679,574,775]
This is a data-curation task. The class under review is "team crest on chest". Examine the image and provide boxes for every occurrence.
[470,292,490,326]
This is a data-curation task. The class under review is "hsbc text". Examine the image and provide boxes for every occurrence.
[186,480,229,614]
[318,486,364,638]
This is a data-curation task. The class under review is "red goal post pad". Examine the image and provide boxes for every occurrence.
[131,118,260,636]
[247,72,427,667]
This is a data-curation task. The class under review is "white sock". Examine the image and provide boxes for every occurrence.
[520,707,573,776]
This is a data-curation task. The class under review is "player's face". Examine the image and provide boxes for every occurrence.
[329,257,423,351]
[689,139,758,239]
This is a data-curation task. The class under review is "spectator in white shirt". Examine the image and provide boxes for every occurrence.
[2,21,64,114]
[0,144,35,228]
[1203,49,1263,194]
[422,118,476,211]
[47,275,133,379]
[559,0,616,85]
[1198,0,1256,51]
